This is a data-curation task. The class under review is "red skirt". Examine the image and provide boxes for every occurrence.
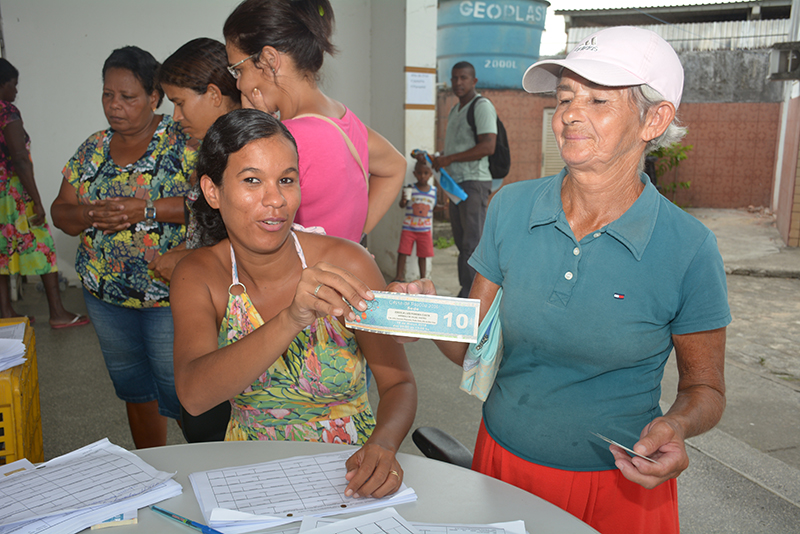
[472,420,679,534]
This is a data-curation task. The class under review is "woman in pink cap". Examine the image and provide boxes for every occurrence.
[393,27,730,534]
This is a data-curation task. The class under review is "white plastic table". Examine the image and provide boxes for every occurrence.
[115,441,598,533]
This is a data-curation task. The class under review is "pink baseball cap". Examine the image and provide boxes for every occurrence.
[522,26,684,108]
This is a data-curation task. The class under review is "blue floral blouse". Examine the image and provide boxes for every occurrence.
[62,116,196,308]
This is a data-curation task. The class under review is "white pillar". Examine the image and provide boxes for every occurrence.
[367,0,438,282]
[772,0,800,210]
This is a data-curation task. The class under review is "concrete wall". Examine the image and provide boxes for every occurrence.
[0,0,407,281]
[680,49,784,104]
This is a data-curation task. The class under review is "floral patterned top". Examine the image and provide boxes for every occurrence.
[62,116,196,308]
[0,101,59,277]
[221,230,375,443]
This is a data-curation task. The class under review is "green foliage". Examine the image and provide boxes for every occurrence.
[650,141,693,179]
[650,140,693,204]
[433,236,455,249]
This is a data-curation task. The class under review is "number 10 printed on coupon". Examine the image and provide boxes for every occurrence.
[345,291,480,343]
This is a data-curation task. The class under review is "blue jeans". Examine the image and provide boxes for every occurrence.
[83,288,180,419]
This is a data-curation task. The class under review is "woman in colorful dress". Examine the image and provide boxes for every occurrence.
[51,46,196,449]
[171,109,416,498]
[224,0,406,242]
[0,58,87,328]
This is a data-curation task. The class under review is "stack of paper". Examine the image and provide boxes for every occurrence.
[0,439,181,534]
[0,322,26,342]
[241,508,527,534]
[298,507,528,534]
[189,450,418,533]
[0,333,26,372]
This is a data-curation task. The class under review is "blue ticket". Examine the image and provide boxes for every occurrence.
[345,291,480,343]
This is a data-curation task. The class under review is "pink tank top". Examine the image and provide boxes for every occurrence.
[284,108,369,242]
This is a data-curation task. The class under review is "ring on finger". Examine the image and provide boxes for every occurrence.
[389,469,400,480]
[314,284,323,297]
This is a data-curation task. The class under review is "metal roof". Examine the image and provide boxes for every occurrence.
[566,18,791,51]
[557,1,791,29]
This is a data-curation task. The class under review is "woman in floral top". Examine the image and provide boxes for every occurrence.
[0,58,87,328]
[51,47,196,448]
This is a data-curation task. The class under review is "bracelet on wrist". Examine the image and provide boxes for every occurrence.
[144,199,156,224]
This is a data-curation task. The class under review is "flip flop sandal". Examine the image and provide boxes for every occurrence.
[51,315,90,329]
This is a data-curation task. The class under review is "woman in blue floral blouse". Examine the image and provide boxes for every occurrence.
[51,46,197,448]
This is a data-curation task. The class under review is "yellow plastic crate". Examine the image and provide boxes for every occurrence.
[0,318,42,464]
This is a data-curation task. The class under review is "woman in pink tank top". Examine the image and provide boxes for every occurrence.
[223,0,406,242]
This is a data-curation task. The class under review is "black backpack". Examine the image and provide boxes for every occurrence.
[467,96,511,179]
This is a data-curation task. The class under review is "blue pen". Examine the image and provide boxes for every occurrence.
[150,505,224,534]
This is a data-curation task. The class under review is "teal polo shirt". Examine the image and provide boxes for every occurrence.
[469,170,731,471]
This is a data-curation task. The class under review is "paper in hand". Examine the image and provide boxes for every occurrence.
[345,291,480,343]
[592,432,659,464]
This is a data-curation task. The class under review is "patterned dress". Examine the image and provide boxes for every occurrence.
[222,231,376,443]
[62,116,196,308]
[0,101,59,276]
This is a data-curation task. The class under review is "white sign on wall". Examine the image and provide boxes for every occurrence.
[405,70,436,107]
